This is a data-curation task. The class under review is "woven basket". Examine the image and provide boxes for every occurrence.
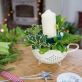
[32,43,79,64]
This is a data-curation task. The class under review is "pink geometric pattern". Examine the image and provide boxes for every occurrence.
[0,71,24,82]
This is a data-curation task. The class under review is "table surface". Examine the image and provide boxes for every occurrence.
[3,45,82,82]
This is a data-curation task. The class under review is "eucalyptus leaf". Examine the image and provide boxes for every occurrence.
[39,48,49,54]
[0,47,9,55]
[0,42,11,48]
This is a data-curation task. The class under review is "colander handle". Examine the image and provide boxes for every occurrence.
[67,43,79,53]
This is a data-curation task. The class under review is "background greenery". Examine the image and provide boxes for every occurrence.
[0,24,25,71]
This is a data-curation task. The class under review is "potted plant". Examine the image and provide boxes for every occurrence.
[24,10,81,64]
[24,25,80,64]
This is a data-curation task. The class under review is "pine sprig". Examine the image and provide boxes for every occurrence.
[0,42,19,71]
[0,53,18,65]
[0,64,5,71]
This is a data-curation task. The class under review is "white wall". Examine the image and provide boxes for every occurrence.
[62,0,82,24]
[45,0,82,24]
[45,0,62,15]
[0,0,3,24]
[61,0,70,21]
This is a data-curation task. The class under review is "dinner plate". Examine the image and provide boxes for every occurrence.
[57,72,82,82]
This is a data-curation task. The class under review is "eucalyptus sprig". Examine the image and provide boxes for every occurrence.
[25,24,42,35]
[56,15,65,32]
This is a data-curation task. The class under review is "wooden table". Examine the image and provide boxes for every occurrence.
[2,45,82,82]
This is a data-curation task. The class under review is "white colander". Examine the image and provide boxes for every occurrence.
[32,43,79,64]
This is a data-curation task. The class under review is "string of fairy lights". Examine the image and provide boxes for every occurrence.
[3,0,43,24]
[37,0,43,16]
[4,11,13,23]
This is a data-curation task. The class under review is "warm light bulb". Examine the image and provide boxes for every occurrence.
[0,29,4,32]
[38,0,41,3]
[8,13,10,16]
[38,12,41,15]
[4,18,7,22]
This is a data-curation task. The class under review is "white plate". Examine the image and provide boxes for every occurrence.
[57,72,82,82]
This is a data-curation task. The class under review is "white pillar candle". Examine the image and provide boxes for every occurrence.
[41,10,56,38]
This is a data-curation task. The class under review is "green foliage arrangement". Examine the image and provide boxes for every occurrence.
[56,15,79,34]
[0,24,25,71]
[0,42,18,71]
[25,25,81,54]
[0,15,81,71]
[63,22,79,34]
[0,24,25,43]
[56,15,65,32]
